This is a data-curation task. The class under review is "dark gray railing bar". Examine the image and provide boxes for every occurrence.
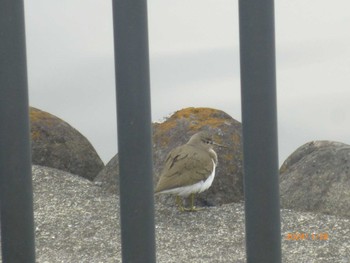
[0,0,36,262]
[112,0,156,262]
[239,0,282,262]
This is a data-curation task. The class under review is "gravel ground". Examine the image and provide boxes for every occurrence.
[1,165,349,262]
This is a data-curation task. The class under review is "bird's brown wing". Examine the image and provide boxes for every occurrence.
[155,145,214,193]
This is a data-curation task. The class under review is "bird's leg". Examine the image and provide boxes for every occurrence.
[187,193,203,212]
[190,193,196,211]
[175,196,185,212]
[176,194,203,212]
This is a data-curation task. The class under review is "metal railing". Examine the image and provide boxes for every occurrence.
[239,0,281,261]
[112,0,156,262]
[0,0,281,262]
[0,0,36,262]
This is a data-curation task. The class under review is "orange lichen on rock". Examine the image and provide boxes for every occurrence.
[30,107,61,141]
[31,130,41,140]
[155,118,177,133]
[170,107,221,122]
[164,107,228,131]
[231,133,241,145]
[30,107,57,124]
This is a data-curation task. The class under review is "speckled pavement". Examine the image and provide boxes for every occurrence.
[1,165,349,262]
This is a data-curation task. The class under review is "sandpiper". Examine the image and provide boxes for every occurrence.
[155,131,223,212]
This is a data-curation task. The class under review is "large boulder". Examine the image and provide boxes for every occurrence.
[30,107,104,180]
[280,140,350,218]
[95,107,243,206]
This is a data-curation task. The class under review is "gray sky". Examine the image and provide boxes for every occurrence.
[24,0,350,164]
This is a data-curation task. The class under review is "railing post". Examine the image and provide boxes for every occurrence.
[0,0,36,262]
[112,0,156,262]
[239,0,282,262]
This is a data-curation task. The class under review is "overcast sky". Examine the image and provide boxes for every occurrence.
[24,0,350,165]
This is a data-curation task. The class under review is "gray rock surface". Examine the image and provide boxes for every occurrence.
[280,140,350,218]
[95,107,243,207]
[94,153,119,193]
[1,165,349,262]
[30,107,104,180]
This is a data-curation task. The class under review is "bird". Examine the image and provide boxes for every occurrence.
[155,131,224,212]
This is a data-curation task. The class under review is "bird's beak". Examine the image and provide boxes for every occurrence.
[213,142,228,148]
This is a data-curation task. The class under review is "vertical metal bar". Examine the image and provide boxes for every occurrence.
[238,0,281,262]
[112,0,156,262]
[0,0,36,262]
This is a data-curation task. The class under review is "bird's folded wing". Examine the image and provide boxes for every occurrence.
[156,145,214,191]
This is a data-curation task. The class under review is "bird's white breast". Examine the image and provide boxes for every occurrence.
[160,159,216,197]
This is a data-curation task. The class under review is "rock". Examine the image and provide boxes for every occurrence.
[94,153,119,193]
[30,107,104,180]
[153,107,243,207]
[1,165,349,262]
[31,165,120,262]
[280,140,350,218]
[95,107,244,207]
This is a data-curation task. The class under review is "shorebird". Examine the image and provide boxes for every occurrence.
[155,131,223,212]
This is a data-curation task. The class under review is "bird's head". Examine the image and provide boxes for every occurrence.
[187,131,226,149]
